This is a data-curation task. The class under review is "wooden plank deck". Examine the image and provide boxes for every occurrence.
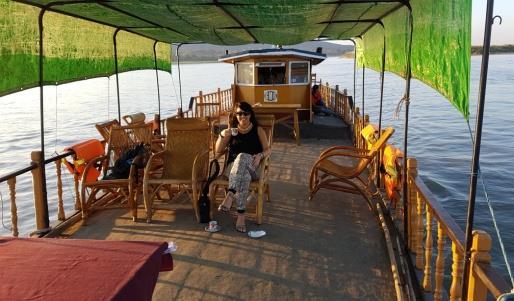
[64,135,395,300]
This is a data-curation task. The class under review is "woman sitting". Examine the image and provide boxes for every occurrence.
[214,101,271,233]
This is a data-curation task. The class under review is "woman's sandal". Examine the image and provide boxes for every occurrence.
[236,213,246,233]
[218,191,235,213]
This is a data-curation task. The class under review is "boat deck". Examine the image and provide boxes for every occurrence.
[62,119,395,300]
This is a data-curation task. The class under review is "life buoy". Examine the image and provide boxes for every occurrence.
[382,145,403,205]
[62,139,104,183]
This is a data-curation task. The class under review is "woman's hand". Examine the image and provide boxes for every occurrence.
[252,153,263,169]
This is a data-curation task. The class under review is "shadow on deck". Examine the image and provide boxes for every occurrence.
[64,135,395,300]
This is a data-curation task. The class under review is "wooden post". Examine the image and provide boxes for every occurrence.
[153,114,161,135]
[73,173,81,210]
[30,151,50,233]
[434,222,446,301]
[7,177,18,237]
[450,242,464,301]
[231,84,236,108]
[466,230,492,301]
[423,206,433,291]
[407,158,418,251]
[55,159,65,221]
[217,88,221,116]
[415,187,424,269]
[335,85,339,114]
[198,91,203,117]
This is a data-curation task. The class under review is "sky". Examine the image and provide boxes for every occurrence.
[472,0,514,45]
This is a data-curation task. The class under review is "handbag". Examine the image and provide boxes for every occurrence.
[198,159,220,223]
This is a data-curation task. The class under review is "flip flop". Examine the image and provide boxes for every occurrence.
[218,191,235,213]
[248,230,266,238]
[205,225,222,233]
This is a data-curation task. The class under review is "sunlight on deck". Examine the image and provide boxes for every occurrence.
[66,138,395,301]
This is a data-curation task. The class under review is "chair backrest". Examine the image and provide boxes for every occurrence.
[122,112,146,125]
[95,119,120,142]
[255,114,275,147]
[164,117,210,179]
[367,127,395,156]
[108,123,154,161]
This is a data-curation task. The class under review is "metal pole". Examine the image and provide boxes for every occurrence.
[153,40,161,116]
[37,7,50,230]
[402,6,414,251]
[353,40,356,106]
[176,43,184,111]
[113,28,121,122]
[462,0,496,297]
[376,32,386,188]
[362,64,365,117]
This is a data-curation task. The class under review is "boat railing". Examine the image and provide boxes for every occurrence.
[0,150,81,237]
[319,81,512,300]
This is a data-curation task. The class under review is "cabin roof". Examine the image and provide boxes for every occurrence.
[218,48,327,65]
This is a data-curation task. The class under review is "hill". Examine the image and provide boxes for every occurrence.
[471,44,514,55]
[172,41,353,62]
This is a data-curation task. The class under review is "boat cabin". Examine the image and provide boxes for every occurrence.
[219,48,326,118]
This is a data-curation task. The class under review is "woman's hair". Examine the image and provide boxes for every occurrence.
[231,101,259,127]
[312,84,319,96]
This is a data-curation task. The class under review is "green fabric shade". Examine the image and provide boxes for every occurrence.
[1,0,470,119]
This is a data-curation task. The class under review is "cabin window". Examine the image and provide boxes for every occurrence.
[236,63,253,85]
[289,61,309,84]
[256,62,286,85]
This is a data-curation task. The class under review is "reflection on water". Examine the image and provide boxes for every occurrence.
[0,55,513,277]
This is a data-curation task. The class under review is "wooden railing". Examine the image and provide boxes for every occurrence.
[0,150,80,237]
[318,81,512,301]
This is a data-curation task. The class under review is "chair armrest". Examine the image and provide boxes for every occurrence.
[81,155,108,182]
[257,154,270,184]
[319,145,368,158]
[318,150,372,163]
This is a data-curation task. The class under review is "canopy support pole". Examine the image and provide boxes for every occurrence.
[153,40,161,116]
[402,5,414,253]
[376,28,386,189]
[176,43,184,113]
[463,0,496,297]
[113,28,121,122]
[36,6,50,231]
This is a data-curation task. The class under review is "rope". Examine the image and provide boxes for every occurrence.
[170,71,181,110]
[393,95,408,120]
[0,190,12,232]
[466,121,514,287]
[54,84,58,151]
[107,76,111,120]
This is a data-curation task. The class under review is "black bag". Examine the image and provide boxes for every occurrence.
[104,143,148,180]
[198,159,220,223]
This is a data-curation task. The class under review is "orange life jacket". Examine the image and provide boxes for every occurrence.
[382,145,403,205]
[62,139,104,183]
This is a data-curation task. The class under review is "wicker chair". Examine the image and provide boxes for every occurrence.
[95,119,120,143]
[80,123,154,223]
[143,117,211,223]
[308,127,395,209]
[208,114,275,225]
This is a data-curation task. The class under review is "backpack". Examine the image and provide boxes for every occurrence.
[104,143,149,180]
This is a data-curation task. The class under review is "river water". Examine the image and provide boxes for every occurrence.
[0,55,513,280]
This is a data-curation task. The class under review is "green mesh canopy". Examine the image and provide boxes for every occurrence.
[1,0,470,119]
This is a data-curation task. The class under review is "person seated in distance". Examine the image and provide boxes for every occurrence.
[312,84,337,117]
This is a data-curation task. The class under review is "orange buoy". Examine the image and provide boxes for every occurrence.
[382,145,403,206]
[63,139,104,183]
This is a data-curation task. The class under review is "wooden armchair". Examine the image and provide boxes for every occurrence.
[208,114,275,225]
[308,127,395,209]
[81,123,154,223]
[95,119,120,143]
[143,117,211,223]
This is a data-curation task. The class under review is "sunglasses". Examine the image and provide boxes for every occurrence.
[235,111,251,116]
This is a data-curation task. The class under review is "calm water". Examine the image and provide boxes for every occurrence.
[0,56,513,279]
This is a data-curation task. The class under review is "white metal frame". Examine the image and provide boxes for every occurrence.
[235,62,254,86]
[288,60,310,86]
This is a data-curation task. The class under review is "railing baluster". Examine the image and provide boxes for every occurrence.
[434,221,446,301]
[416,189,424,269]
[74,173,81,210]
[466,230,491,301]
[55,159,65,221]
[450,242,464,301]
[7,177,19,237]
[423,206,433,291]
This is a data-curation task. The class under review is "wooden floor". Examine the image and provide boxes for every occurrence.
[64,132,396,301]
